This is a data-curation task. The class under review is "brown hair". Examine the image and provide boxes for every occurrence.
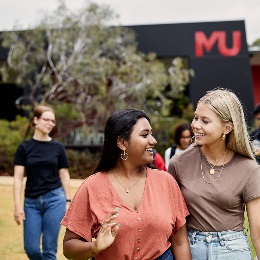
[32,105,54,127]
[174,122,193,146]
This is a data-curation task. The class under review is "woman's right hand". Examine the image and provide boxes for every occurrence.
[91,207,120,254]
[14,205,25,225]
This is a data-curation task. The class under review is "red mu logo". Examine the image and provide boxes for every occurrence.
[195,31,241,57]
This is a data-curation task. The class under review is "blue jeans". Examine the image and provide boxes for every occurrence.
[188,229,252,260]
[156,248,174,260]
[24,187,66,260]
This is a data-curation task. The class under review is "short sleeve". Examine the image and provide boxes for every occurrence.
[14,144,26,166]
[243,168,260,203]
[169,176,189,235]
[57,144,70,169]
[61,181,95,241]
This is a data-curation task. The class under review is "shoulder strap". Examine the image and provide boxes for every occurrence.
[170,145,177,158]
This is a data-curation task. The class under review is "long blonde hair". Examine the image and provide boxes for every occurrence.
[199,88,254,159]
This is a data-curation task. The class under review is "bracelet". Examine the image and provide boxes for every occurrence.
[66,199,72,202]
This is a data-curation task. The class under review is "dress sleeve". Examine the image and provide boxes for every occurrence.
[243,168,260,203]
[61,181,96,241]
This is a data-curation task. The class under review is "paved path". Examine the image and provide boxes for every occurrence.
[0,176,84,188]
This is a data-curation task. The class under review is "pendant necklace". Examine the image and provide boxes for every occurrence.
[113,168,145,193]
[201,161,225,184]
[201,147,227,175]
[200,149,228,184]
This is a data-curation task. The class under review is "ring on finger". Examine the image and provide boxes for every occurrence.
[112,230,117,236]
[100,226,105,233]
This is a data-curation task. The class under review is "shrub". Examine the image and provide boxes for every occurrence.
[66,149,100,179]
[0,116,29,175]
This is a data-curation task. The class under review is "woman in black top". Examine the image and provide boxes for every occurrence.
[13,105,71,260]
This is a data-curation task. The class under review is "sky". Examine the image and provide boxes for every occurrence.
[0,0,259,44]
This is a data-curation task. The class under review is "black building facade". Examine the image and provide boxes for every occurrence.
[131,20,254,122]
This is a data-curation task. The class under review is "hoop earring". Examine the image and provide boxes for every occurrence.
[121,150,128,160]
[222,134,226,141]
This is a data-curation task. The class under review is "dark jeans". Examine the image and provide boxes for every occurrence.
[156,248,174,260]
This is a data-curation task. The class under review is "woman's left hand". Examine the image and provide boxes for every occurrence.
[91,207,120,254]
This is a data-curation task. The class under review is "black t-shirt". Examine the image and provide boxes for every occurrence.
[14,138,70,198]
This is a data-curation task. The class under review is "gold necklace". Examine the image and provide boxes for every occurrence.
[113,169,145,193]
[201,161,225,184]
[200,150,227,184]
[201,147,227,175]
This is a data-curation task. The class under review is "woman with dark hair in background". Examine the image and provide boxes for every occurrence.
[164,122,193,169]
[13,105,71,260]
[61,109,191,260]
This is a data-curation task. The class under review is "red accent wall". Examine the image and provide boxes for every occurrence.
[252,65,260,105]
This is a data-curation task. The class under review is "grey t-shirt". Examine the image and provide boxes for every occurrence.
[168,145,260,232]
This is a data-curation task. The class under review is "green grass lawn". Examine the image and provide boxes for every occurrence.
[244,210,256,258]
[0,184,78,259]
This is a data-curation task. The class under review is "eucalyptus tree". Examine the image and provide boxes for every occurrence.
[1,1,192,133]
[250,38,260,46]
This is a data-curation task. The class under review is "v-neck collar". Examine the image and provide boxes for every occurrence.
[103,168,149,212]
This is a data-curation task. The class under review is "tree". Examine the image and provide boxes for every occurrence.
[250,39,260,47]
[0,1,192,138]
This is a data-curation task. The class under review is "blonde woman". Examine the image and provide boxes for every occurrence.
[13,105,71,259]
[168,88,260,259]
